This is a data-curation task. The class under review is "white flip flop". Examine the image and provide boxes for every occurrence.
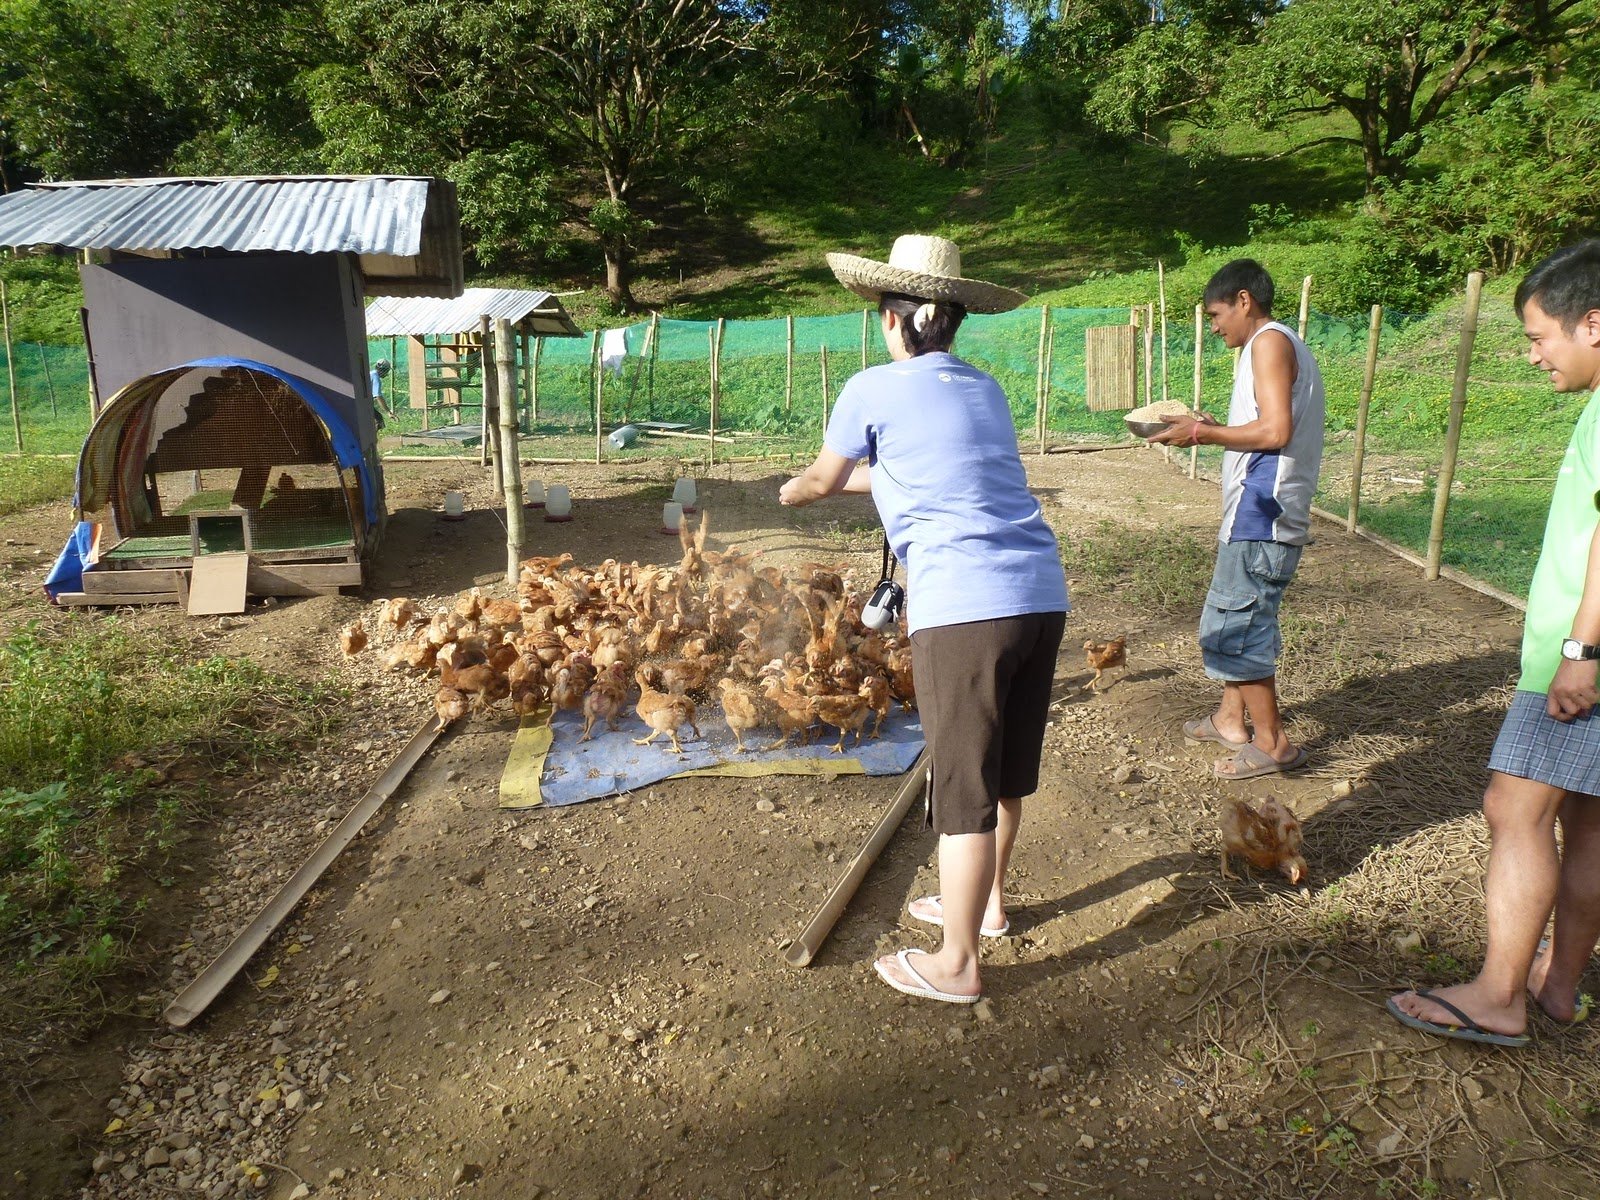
[873,948,981,1005]
[909,894,1010,938]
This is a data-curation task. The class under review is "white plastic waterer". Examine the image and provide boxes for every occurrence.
[544,484,573,521]
[672,477,698,514]
[661,501,684,535]
[525,478,546,508]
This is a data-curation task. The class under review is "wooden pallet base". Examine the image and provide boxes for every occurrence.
[61,559,362,607]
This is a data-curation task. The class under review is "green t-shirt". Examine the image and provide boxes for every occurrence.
[1519,386,1600,694]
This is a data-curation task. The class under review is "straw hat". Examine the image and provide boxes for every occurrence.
[825,234,1027,314]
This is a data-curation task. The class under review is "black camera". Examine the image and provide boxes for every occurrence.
[861,577,905,630]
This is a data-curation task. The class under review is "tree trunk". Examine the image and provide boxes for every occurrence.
[605,248,635,312]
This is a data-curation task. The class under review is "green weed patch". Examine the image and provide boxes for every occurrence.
[1061,520,1215,615]
[0,619,336,1038]
[0,455,77,515]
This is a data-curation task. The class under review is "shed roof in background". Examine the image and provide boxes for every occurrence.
[0,175,463,297]
[364,287,583,339]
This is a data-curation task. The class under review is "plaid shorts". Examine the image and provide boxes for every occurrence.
[1487,689,1600,794]
[1198,539,1303,682]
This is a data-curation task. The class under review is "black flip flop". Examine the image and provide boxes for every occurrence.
[1385,990,1530,1048]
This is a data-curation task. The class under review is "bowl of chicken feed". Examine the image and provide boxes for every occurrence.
[1124,400,1196,438]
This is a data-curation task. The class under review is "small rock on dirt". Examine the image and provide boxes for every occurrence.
[429,988,452,1005]
[452,1161,484,1186]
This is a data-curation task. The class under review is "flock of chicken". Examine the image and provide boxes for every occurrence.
[337,512,1307,884]
[339,513,914,756]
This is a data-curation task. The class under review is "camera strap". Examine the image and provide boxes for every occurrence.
[879,535,896,583]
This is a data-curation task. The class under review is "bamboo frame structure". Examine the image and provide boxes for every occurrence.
[1158,261,1169,403]
[480,315,501,494]
[784,315,794,412]
[1297,276,1313,341]
[1190,303,1203,480]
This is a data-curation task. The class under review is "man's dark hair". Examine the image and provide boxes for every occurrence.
[878,292,967,356]
[1203,259,1275,314]
[1515,240,1600,329]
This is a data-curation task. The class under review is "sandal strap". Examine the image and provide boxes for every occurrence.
[1413,989,1487,1034]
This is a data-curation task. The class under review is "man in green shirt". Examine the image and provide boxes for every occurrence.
[1389,240,1600,1046]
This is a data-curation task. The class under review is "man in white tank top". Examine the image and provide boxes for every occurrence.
[1151,260,1325,779]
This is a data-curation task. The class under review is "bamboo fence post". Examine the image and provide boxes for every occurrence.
[1426,272,1484,581]
[37,344,57,417]
[519,331,531,428]
[496,320,525,586]
[713,318,726,467]
[646,312,660,419]
[784,315,794,412]
[624,317,655,423]
[819,345,830,436]
[2,279,20,454]
[594,331,606,466]
[1158,261,1169,403]
[1190,303,1203,480]
[1349,304,1383,532]
[1038,320,1054,456]
[861,308,870,372]
[1034,306,1049,443]
[1297,275,1313,341]
[529,336,542,425]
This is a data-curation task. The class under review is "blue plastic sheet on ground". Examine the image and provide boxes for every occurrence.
[535,709,925,807]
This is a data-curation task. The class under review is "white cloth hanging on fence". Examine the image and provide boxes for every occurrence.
[602,327,629,377]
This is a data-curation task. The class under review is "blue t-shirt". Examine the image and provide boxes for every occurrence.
[824,352,1069,635]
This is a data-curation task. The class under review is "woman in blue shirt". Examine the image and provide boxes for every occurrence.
[781,235,1068,1004]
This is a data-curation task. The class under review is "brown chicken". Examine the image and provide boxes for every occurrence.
[716,677,766,752]
[434,687,470,725]
[760,674,815,751]
[1221,795,1307,885]
[1083,636,1128,692]
[378,597,422,630]
[812,684,874,754]
[633,667,699,754]
[860,673,892,738]
[581,663,631,741]
[339,621,367,657]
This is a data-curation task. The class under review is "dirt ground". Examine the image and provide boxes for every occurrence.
[2,446,1597,1200]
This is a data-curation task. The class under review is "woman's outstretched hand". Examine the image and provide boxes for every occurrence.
[779,476,810,507]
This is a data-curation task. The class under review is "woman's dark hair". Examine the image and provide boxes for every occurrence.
[1516,240,1600,329]
[1203,259,1275,314]
[878,291,967,356]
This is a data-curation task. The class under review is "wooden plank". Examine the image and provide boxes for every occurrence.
[189,553,250,616]
[247,561,362,596]
[82,567,185,594]
[1085,325,1138,412]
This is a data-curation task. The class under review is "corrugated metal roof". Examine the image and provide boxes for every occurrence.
[365,288,584,338]
[0,176,463,297]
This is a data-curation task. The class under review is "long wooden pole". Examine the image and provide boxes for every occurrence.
[1190,303,1203,479]
[1426,273,1483,581]
[1297,275,1313,341]
[861,308,870,372]
[1,279,21,453]
[785,751,929,968]
[519,331,532,429]
[594,330,606,465]
[1158,261,1169,403]
[496,320,525,586]
[1348,304,1383,533]
[784,314,794,413]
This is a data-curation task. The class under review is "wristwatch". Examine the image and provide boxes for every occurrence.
[1561,638,1600,661]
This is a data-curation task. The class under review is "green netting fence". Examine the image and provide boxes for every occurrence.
[0,300,1584,600]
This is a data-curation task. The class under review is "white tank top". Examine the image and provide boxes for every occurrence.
[1218,321,1325,545]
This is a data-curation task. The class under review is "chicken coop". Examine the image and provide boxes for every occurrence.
[0,175,465,607]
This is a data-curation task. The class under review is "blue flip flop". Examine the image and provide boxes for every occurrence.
[1386,990,1530,1048]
